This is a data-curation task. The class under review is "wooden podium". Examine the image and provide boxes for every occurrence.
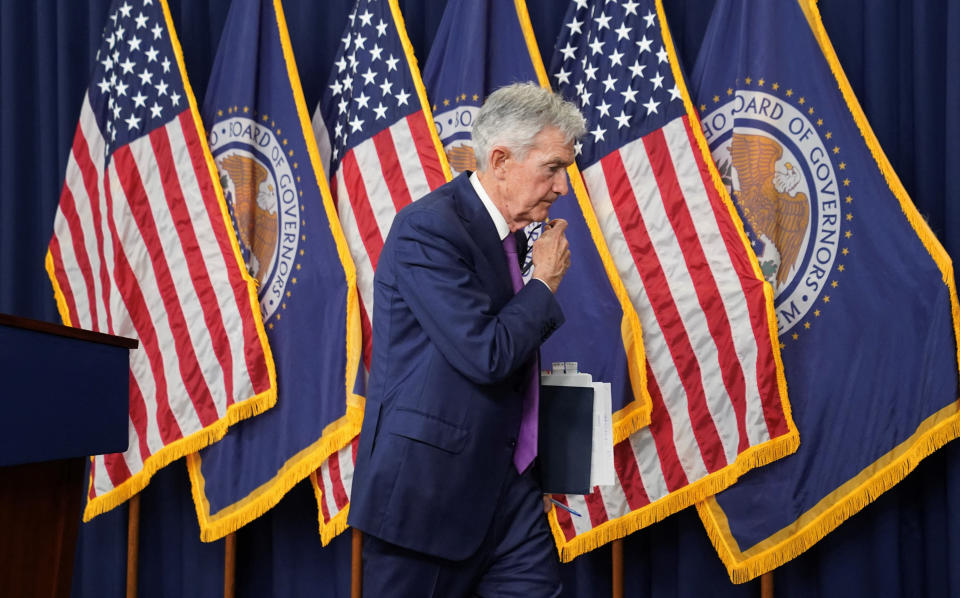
[0,313,136,598]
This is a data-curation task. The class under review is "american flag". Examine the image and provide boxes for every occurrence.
[46,0,275,519]
[309,0,448,542]
[546,0,797,559]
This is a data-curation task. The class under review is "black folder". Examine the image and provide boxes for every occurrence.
[537,384,594,495]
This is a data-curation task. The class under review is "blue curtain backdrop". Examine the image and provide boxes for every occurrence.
[1,1,958,596]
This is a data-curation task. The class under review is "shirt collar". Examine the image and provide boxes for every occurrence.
[469,171,510,241]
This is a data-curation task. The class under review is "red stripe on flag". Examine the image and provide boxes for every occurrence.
[340,150,384,269]
[128,370,152,463]
[584,488,610,528]
[551,495,578,541]
[329,173,340,210]
[680,117,787,438]
[102,157,181,446]
[371,127,413,212]
[177,111,271,397]
[613,436,650,510]
[48,234,81,328]
[351,434,359,463]
[642,127,750,453]
[149,126,236,408]
[319,472,332,523]
[327,451,349,510]
[57,186,100,331]
[600,150,726,473]
[73,129,114,334]
[405,111,446,191]
[645,361,689,492]
[113,144,219,428]
[103,452,133,488]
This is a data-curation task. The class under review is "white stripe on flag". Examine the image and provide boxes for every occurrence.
[619,134,741,466]
[335,168,377,318]
[165,118,256,410]
[352,137,401,241]
[167,120,263,403]
[91,454,111,496]
[121,417,145,475]
[105,159,197,436]
[127,319,164,456]
[389,116,432,202]
[128,130,227,415]
[661,119,771,447]
[63,152,108,330]
[630,426,671,503]
[581,164,650,321]
[51,210,91,327]
[596,471,629,520]
[566,494,592,536]
[583,159,711,480]
[320,457,340,518]
[337,444,355,497]
[79,101,123,337]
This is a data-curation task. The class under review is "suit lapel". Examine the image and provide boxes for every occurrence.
[451,174,514,305]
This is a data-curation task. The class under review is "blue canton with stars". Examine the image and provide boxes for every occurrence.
[88,0,186,156]
[318,0,419,174]
[549,0,685,169]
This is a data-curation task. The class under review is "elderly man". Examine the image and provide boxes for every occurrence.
[348,83,586,596]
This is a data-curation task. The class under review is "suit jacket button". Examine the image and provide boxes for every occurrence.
[508,439,517,448]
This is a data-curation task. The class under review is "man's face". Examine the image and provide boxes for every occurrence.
[498,126,575,230]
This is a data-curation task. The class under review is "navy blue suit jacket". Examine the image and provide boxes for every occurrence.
[347,173,565,561]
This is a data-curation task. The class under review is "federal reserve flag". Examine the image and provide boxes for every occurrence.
[309,0,449,543]
[690,0,960,582]
[46,0,276,519]
[421,0,648,560]
[184,0,361,541]
[548,0,796,560]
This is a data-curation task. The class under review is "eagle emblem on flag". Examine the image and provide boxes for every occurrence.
[728,133,810,288]
[218,153,280,285]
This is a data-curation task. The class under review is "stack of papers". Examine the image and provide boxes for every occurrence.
[538,365,614,495]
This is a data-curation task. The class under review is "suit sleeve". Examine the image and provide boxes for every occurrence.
[392,208,564,386]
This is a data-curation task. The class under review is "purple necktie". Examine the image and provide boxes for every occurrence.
[502,233,538,473]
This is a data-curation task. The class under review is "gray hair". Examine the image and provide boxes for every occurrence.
[472,82,586,171]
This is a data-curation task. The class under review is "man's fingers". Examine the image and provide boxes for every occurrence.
[544,218,568,234]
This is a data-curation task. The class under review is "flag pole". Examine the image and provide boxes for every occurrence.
[125,494,140,598]
[611,538,624,598]
[761,571,774,598]
[351,528,363,598]
[223,533,236,598]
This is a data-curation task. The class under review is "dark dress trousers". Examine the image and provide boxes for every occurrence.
[347,172,565,563]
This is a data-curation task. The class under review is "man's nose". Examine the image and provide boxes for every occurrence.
[553,170,569,195]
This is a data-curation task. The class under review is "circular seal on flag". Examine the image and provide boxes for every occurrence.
[700,88,848,335]
[208,115,300,322]
[434,102,480,176]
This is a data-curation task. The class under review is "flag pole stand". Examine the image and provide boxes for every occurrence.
[351,528,363,598]
[126,494,140,598]
[223,533,236,598]
[761,571,774,598]
[611,538,624,598]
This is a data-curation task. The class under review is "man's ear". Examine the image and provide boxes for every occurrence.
[488,146,510,178]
